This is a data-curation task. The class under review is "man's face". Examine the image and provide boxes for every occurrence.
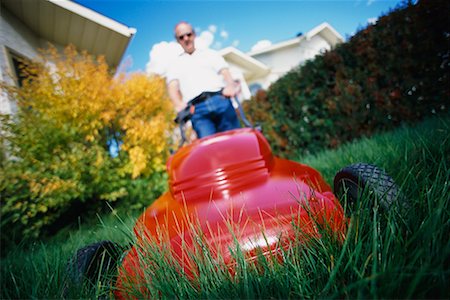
[175,23,196,54]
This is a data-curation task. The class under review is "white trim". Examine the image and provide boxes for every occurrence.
[48,0,136,37]
[247,22,343,57]
[306,22,343,42]
[220,47,270,71]
[1,46,18,114]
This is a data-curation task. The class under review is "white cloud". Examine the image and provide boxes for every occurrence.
[146,41,182,76]
[367,0,375,6]
[367,17,378,25]
[251,40,272,52]
[208,25,217,34]
[196,30,215,49]
[232,40,240,47]
[220,30,229,40]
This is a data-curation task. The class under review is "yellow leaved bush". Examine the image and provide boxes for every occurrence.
[0,44,175,243]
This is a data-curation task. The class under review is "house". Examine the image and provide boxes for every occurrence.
[220,22,344,99]
[0,0,136,115]
[219,46,270,100]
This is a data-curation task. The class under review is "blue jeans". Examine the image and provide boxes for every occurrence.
[191,95,241,138]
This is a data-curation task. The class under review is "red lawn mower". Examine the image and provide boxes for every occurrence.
[66,97,402,298]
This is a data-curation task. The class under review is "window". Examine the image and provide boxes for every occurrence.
[249,83,263,96]
[7,50,31,87]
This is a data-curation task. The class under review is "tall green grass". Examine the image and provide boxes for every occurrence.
[1,115,448,299]
[0,212,137,299]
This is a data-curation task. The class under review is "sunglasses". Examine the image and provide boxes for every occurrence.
[177,32,193,41]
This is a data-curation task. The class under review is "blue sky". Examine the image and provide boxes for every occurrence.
[74,0,405,73]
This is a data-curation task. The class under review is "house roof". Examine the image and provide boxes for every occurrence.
[247,22,343,57]
[219,47,270,81]
[1,0,136,69]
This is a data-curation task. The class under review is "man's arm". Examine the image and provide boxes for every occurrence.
[167,79,185,112]
[220,68,237,98]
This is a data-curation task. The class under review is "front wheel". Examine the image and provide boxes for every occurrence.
[333,163,403,214]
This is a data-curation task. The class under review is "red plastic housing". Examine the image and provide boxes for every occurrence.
[115,128,346,297]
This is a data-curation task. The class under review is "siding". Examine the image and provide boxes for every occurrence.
[250,35,331,89]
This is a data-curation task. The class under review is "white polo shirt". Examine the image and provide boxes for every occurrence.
[166,48,228,104]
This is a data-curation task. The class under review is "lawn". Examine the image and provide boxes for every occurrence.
[1,114,449,299]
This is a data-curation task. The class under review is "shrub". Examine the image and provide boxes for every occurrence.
[0,45,175,248]
[245,0,449,157]
[242,90,288,149]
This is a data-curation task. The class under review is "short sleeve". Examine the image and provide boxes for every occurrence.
[208,49,228,73]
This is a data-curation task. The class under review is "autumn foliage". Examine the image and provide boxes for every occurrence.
[0,45,175,246]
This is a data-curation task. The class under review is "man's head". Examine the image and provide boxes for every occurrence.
[175,21,196,54]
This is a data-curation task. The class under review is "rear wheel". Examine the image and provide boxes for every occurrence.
[333,163,403,214]
[65,240,123,291]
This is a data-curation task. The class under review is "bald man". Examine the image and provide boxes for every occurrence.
[166,21,240,138]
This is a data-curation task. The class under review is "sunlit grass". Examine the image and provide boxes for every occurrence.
[1,114,448,299]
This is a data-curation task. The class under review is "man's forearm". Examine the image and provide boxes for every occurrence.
[220,68,237,97]
[167,81,185,112]
[169,91,185,112]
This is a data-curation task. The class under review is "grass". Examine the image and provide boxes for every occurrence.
[1,114,449,299]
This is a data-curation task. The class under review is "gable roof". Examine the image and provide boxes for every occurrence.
[1,0,136,69]
[247,22,343,57]
[219,46,270,81]
[305,22,343,45]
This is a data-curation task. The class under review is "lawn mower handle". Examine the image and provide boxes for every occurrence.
[232,96,253,128]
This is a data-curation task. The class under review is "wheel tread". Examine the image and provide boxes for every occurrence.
[334,162,403,212]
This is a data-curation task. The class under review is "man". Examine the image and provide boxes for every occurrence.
[166,21,241,138]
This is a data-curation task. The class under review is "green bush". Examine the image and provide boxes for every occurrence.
[242,90,288,149]
[245,0,449,157]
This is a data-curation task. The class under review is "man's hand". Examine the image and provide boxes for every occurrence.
[220,68,240,98]
[174,106,192,124]
[222,84,237,97]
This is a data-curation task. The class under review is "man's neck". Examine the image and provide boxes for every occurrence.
[184,47,197,55]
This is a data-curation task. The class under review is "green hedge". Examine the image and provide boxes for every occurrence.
[244,0,449,157]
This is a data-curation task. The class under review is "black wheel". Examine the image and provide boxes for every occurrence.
[66,240,123,288]
[333,163,403,214]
